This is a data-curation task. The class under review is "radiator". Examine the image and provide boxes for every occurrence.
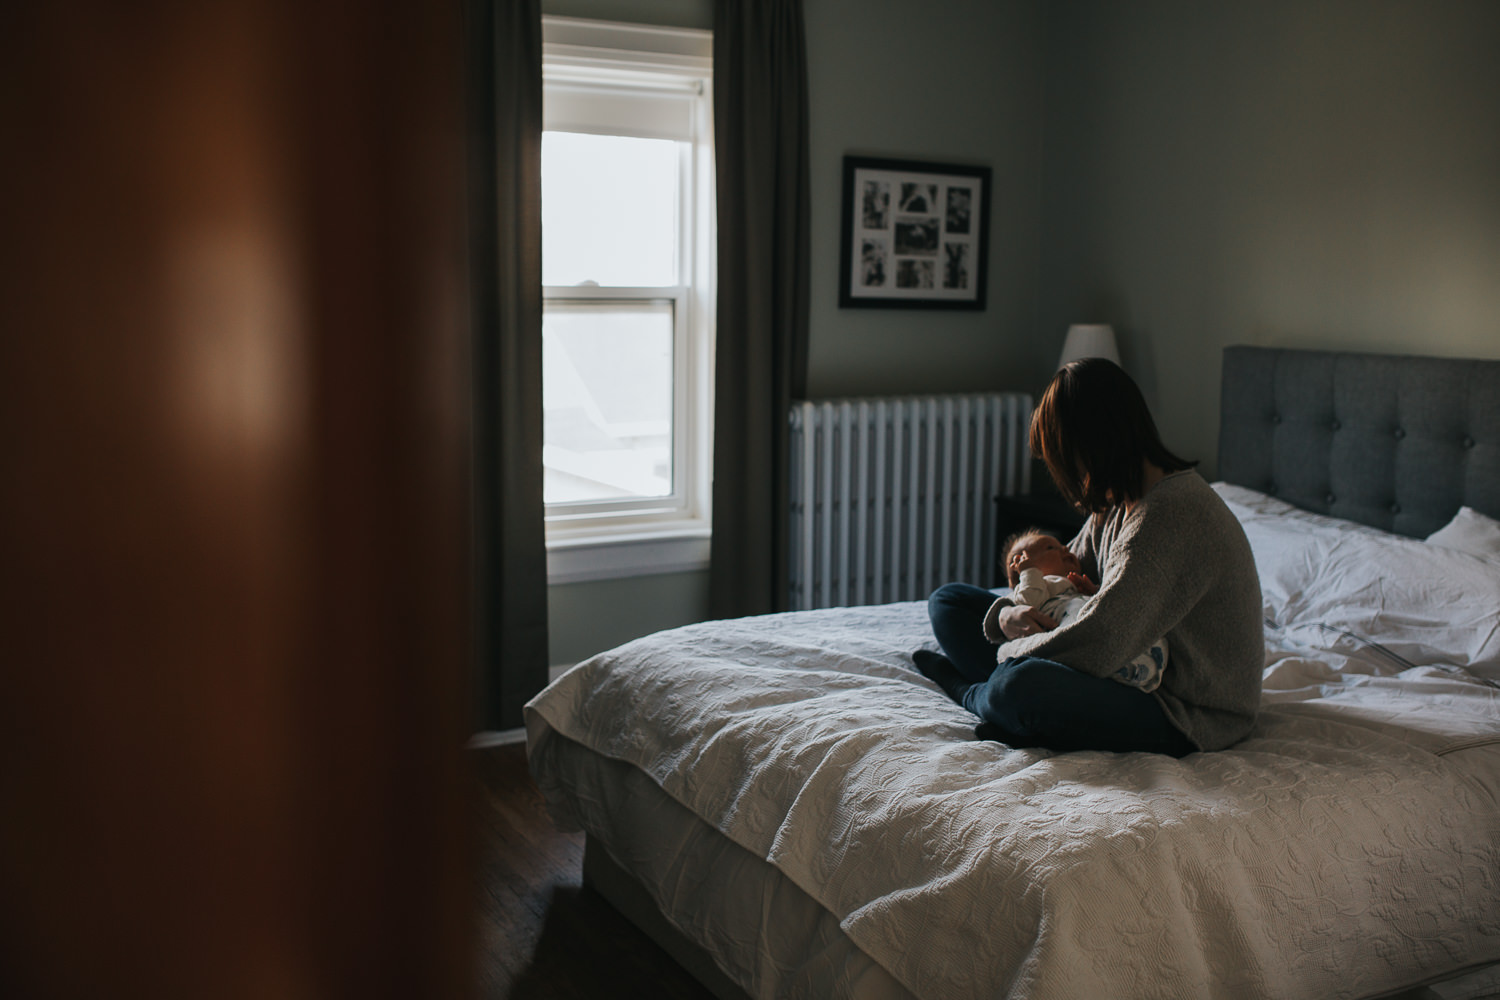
[788,393,1033,611]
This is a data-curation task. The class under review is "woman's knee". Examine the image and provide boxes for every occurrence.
[972,659,1063,739]
[928,582,964,612]
[927,582,992,616]
[928,583,1006,686]
[928,580,970,600]
[989,657,1060,703]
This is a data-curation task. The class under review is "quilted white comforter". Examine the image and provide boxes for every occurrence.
[525,487,1500,1000]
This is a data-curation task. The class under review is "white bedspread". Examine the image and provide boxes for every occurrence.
[526,491,1500,1000]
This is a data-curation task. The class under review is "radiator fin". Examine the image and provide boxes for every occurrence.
[788,393,1032,611]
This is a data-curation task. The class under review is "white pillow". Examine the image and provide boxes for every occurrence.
[1426,506,1500,561]
[1211,481,1397,617]
[1210,482,1298,518]
[1213,482,1500,680]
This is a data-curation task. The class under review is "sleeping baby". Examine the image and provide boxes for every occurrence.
[1003,530,1167,692]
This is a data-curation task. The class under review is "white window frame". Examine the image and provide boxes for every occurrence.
[540,17,715,584]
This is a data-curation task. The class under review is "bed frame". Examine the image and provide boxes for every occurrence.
[584,841,753,1000]
[581,345,1500,1000]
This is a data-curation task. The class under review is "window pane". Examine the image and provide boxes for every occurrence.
[542,132,680,287]
[543,302,673,504]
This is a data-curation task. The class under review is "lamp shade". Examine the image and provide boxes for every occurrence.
[1058,324,1120,369]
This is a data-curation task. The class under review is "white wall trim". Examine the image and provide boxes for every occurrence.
[547,528,710,584]
[542,15,712,61]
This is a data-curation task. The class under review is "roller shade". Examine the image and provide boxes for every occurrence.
[543,77,701,141]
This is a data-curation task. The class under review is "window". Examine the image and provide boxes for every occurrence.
[541,17,714,584]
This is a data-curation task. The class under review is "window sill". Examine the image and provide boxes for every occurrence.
[546,525,711,584]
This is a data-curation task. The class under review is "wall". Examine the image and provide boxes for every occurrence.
[540,0,1048,669]
[1038,0,1500,478]
[803,0,1047,398]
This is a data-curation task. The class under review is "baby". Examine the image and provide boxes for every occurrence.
[1003,530,1167,692]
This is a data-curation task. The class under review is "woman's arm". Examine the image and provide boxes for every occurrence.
[990,572,1084,639]
[984,601,1057,641]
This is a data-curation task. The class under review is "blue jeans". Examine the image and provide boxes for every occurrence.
[927,583,1196,756]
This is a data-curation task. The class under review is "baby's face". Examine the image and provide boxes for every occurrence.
[1007,533,1082,583]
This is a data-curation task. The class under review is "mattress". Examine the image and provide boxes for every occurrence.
[525,484,1500,999]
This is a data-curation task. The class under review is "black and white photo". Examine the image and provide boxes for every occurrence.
[945,186,972,234]
[860,237,888,287]
[894,219,940,256]
[898,182,937,214]
[861,179,890,230]
[896,259,935,289]
[943,243,969,289]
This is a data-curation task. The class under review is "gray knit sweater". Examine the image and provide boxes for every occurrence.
[982,471,1264,751]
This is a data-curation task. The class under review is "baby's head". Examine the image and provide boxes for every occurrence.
[1003,530,1083,586]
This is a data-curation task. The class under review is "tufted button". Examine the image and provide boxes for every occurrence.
[1393,427,1406,440]
[1325,493,1337,505]
[1463,435,1476,448]
[1330,419,1341,431]
[1266,481,1278,495]
[1390,502,1401,514]
[1270,413,1281,425]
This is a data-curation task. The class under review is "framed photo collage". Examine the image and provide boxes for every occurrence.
[838,155,991,310]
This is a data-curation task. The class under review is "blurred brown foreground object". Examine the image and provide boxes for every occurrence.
[0,2,476,996]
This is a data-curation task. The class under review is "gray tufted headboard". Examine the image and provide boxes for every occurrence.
[1217,346,1500,537]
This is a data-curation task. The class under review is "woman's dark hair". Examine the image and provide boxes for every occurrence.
[1029,357,1195,515]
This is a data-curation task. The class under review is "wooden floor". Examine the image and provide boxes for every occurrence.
[474,741,715,999]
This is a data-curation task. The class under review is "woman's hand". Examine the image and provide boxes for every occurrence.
[995,604,1058,639]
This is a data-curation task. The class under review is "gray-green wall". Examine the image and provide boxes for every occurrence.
[539,0,1500,669]
[1039,0,1500,477]
[804,0,1046,398]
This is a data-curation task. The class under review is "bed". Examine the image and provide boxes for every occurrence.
[525,346,1500,1000]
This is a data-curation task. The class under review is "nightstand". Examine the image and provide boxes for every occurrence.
[993,489,1086,584]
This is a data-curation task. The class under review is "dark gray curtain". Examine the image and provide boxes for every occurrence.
[469,0,549,729]
[709,0,811,618]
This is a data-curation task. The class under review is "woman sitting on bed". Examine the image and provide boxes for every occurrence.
[913,357,1263,756]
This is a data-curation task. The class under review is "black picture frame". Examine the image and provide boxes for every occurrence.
[838,155,991,310]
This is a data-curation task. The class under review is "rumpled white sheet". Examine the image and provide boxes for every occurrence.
[526,492,1500,1000]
